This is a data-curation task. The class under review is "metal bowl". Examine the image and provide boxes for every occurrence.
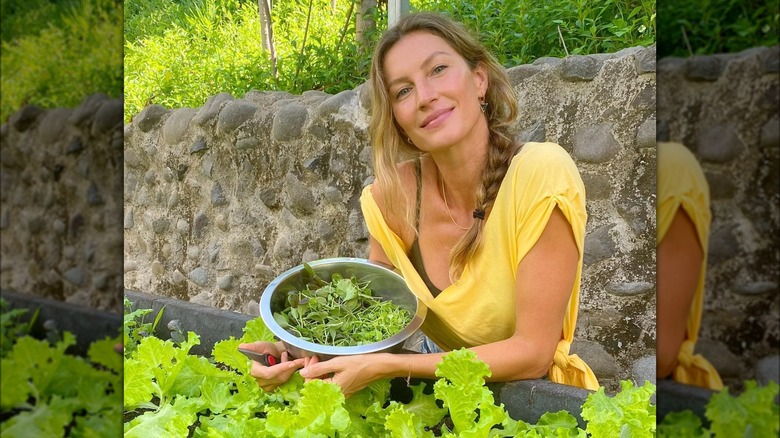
[259,257,426,361]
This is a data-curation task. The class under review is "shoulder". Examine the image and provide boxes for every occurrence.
[509,142,581,180]
[368,159,418,240]
[657,142,708,200]
[369,159,418,208]
[658,142,704,177]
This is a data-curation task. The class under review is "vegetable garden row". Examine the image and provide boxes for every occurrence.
[0,291,777,436]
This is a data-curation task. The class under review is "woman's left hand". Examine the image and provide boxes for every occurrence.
[299,353,386,397]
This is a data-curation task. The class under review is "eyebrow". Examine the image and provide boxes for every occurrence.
[387,50,451,89]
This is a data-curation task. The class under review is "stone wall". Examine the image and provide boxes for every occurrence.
[658,45,780,386]
[123,46,657,389]
[1,94,124,312]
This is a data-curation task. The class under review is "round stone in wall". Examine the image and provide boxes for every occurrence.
[272,104,308,141]
[572,124,621,163]
[697,124,745,162]
[163,108,198,145]
[63,267,85,286]
[560,55,603,81]
[124,209,134,229]
[217,100,258,134]
[134,104,169,132]
[570,340,620,378]
[188,267,208,287]
[211,183,228,207]
[171,269,186,284]
[176,218,189,234]
[631,355,656,386]
[605,282,654,297]
[756,355,779,386]
[151,260,164,276]
[217,275,233,290]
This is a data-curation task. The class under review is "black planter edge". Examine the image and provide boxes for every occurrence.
[1,288,122,356]
[656,379,715,426]
[125,289,253,357]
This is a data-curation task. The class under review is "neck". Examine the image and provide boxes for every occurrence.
[432,138,488,209]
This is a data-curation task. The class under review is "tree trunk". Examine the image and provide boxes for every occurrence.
[356,0,377,50]
[258,0,277,78]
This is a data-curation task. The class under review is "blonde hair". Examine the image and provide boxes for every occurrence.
[369,12,519,280]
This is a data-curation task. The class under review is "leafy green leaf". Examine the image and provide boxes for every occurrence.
[0,395,77,437]
[434,349,508,436]
[88,335,123,374]
[657,410,709,438]
[212,337,251,374]
[240,317,276,345]
[384,403,435,438]
[123,357,156,408]
[706,380,779,437]
[1,356,32,409]
[581,380,656,438]
[265,379,350,437]
[404,382,447,428]
[124,396,205,438]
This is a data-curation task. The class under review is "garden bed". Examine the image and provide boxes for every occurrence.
[1,289,121,355]
[656,379,714,425]
[0,289,122,436]
[126,289,595,427]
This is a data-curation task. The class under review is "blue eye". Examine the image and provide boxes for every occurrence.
[433,65,447,74]
[396,87,411,99]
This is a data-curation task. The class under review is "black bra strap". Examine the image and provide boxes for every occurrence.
[414,157,422,229]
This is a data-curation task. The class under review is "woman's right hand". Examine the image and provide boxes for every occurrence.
[239,341,306,392]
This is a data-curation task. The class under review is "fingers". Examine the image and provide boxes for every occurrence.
[251,358,303,379]
[300,358,331,380]
[251,358,305,392]
[238,341,273,353]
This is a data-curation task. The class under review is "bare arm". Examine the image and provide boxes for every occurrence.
[470,206,578,380]
[656,208,702,378]
[368,234,395,269]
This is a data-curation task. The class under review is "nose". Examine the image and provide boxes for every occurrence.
[415,79,437,108]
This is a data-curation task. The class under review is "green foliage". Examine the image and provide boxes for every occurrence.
[124,0,374,120]
[580,379,656,437]
[1,0,72,42]
[123,296,165,356]
[122,299,659,437]
[124,0,655,120]
[1,298,38,358]
[658,380,780,437]
[414,0,656,67]
[0,0,123,121]
[0,299,122,436]
[657,0,779,57]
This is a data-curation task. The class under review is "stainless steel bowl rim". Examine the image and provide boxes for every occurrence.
[259,257,426,356]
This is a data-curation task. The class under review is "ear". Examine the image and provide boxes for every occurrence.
[473,62,489,97]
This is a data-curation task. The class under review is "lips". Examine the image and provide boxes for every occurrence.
[421,108,453,128]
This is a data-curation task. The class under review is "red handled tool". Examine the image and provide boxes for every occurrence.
[238,347,281,366]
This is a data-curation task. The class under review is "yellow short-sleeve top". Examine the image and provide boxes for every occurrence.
[657,141,724,390]
[361,142,598,390]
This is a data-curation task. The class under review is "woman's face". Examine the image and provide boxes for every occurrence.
[383,31,488,152]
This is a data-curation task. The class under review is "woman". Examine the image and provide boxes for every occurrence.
[241,12,598,395]
[656,141,723,390]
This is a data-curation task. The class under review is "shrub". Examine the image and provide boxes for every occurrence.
[0,0,123,121]
[657,0,779,57]
[124,0,657,120]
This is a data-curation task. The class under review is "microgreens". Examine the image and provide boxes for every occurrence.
[272,263,412,346]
